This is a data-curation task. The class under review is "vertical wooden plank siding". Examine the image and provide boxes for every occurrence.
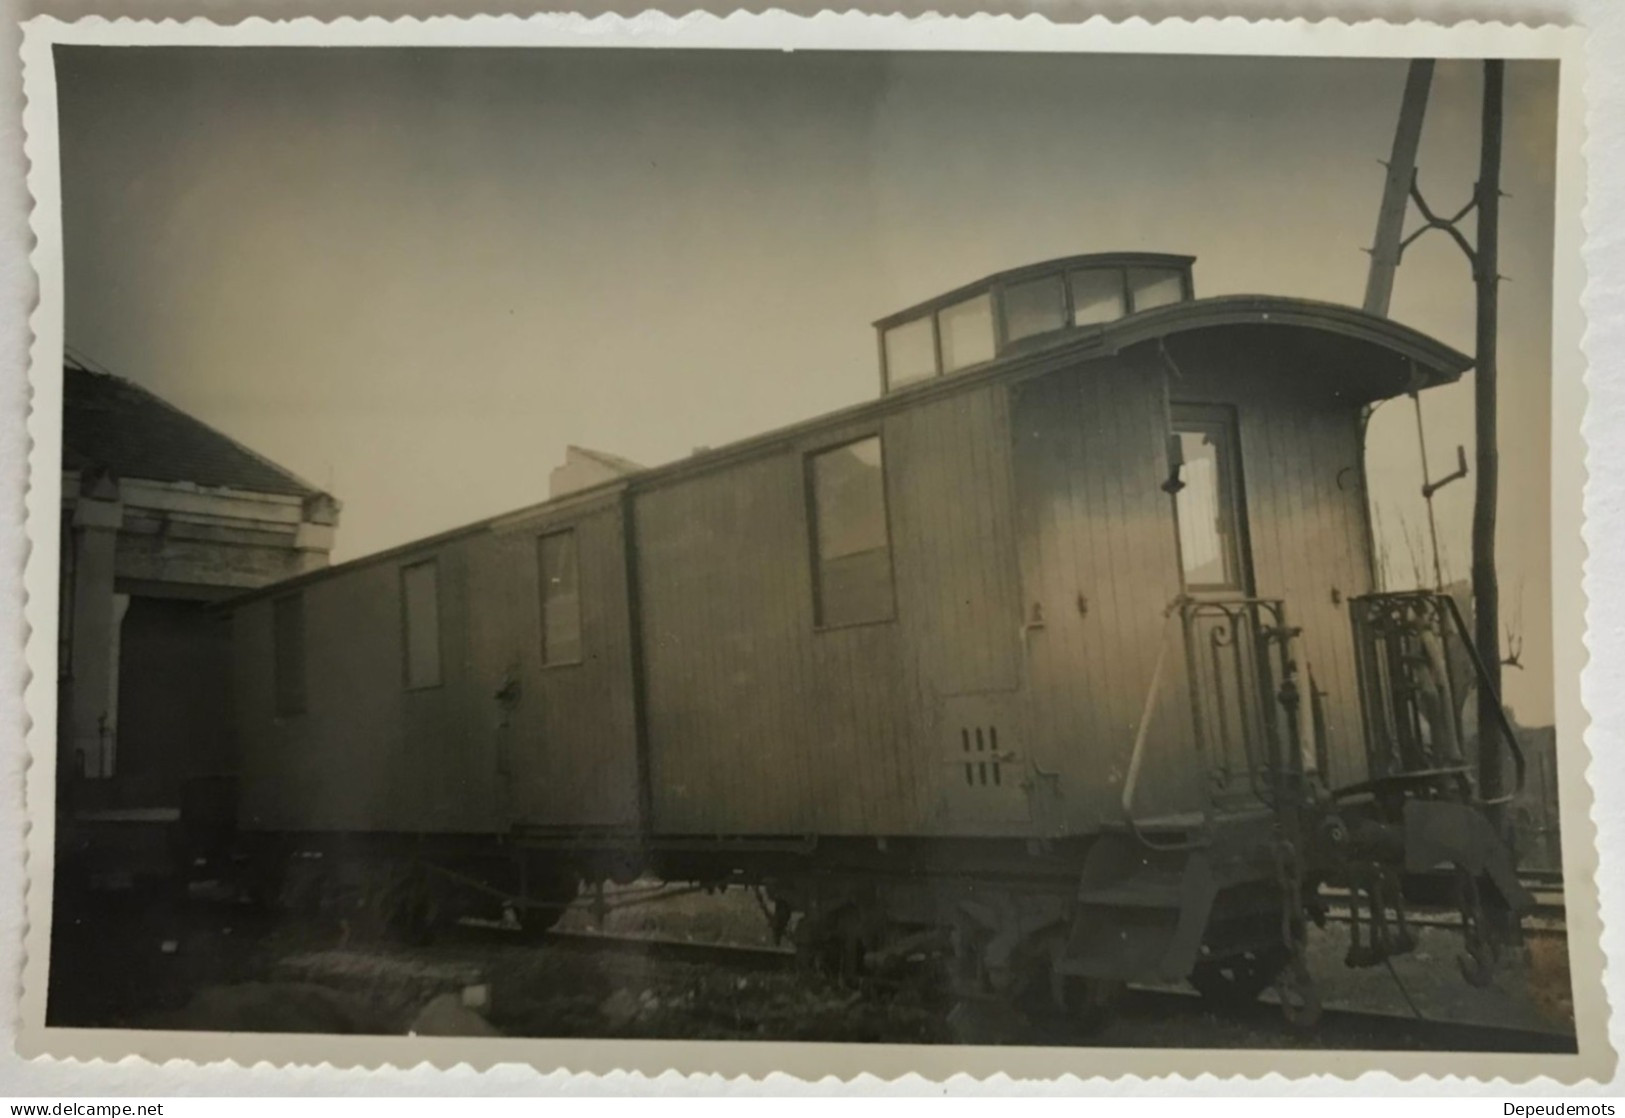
[397,548,476,830]
[472,500,642,830]
[232,493,638,837]
[231,601,281,828]
[1009,356,1197,830]
[1169,361,1376,789]
[637,452,830,833]
[234,553,460,834]
[637,388,1024,837]
[886,390,1024,699]
[886,389,1026,828]
[230,335,1386,844]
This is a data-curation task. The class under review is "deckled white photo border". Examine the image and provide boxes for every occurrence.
[12,8,1605,1085]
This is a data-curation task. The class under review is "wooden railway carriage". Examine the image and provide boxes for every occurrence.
[227,253,1527,1021]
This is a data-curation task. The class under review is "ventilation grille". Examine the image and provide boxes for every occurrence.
[959,725,1003,789]
[939,692,1028,826]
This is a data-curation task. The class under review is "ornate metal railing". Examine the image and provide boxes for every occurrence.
[1349,591,1466,781]
[1348,590,1526,802]
[1178,597,1306,810]
[1120,596,1313,848]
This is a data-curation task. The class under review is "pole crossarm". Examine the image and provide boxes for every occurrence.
[1363,59,1435,317]
[1359,61,1514,896]
[1397,172,1481,269]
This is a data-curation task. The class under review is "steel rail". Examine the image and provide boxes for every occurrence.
[502,927,1577,1053]
[1112,988,1576,1054]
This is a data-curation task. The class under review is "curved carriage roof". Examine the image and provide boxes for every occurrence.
[224,269,1472,603]
[1099,292,1473,383]
[872,251,1470,396]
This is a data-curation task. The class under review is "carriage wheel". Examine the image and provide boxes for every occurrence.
[509,900,566,939]
[376,860,444,945]
[1017,971,1123,1035]
[1189,944,1291,1008]
[510,865,580,941]
[1059,976,1124,1034]
[329,858,439,945]
[1276,955,1323,1029]
[236,840,293,913]
[1457,935,1496,988]
[793,905,869,986]
[1015,933,1123,1036]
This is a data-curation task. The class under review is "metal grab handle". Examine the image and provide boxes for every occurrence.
[1436,594,1527,804]
[1123,604,1208,851]
[1121,616,1173,821]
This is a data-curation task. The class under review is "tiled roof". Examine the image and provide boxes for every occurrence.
[62,364,324,499]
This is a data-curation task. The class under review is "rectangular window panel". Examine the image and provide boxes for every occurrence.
[1173,414,1246,592]
[1068,268,1128,325]
[539,529,583,666]
[883,316,937,388]
[273,593,306,715]
[402,560,442,689]
[937,293,996,372]
[1003,275,1067,343]
[810,436,895,627]
[1128,267,1186,312]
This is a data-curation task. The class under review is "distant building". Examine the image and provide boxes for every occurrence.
[548,445,643,500]
[58,361,340,834]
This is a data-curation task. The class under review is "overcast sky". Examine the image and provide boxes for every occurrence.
[53,47,1559,722]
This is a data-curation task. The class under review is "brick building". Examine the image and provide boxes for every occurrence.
[58,360,340,845]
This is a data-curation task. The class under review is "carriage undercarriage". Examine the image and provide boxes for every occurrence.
[239,587,1531,1034]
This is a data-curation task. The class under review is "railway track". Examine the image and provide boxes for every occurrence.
[1113,989,1577,1054]
[523,926,1576,1053]
[1319,909,1568,939]
[540,927,795,971]
[1315,881,1568,941]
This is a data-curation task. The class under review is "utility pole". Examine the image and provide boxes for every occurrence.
[1365,60,1435,318]
[1362,60,1513,862]
[1473,60,1507,828]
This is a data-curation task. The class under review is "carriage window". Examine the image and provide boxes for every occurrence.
[937,293,996,372]
[1003,275,1067,342]
[1069,268,1128,325]
[1172,411,1247,592]
[273,593,306,715]
[883,317,937,388]
[809,436,895,627]
[1128,267,1186,312]
[539,529,582,666]
[402,560,442,689]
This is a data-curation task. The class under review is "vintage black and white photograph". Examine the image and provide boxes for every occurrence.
[19,14,1601,1080]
